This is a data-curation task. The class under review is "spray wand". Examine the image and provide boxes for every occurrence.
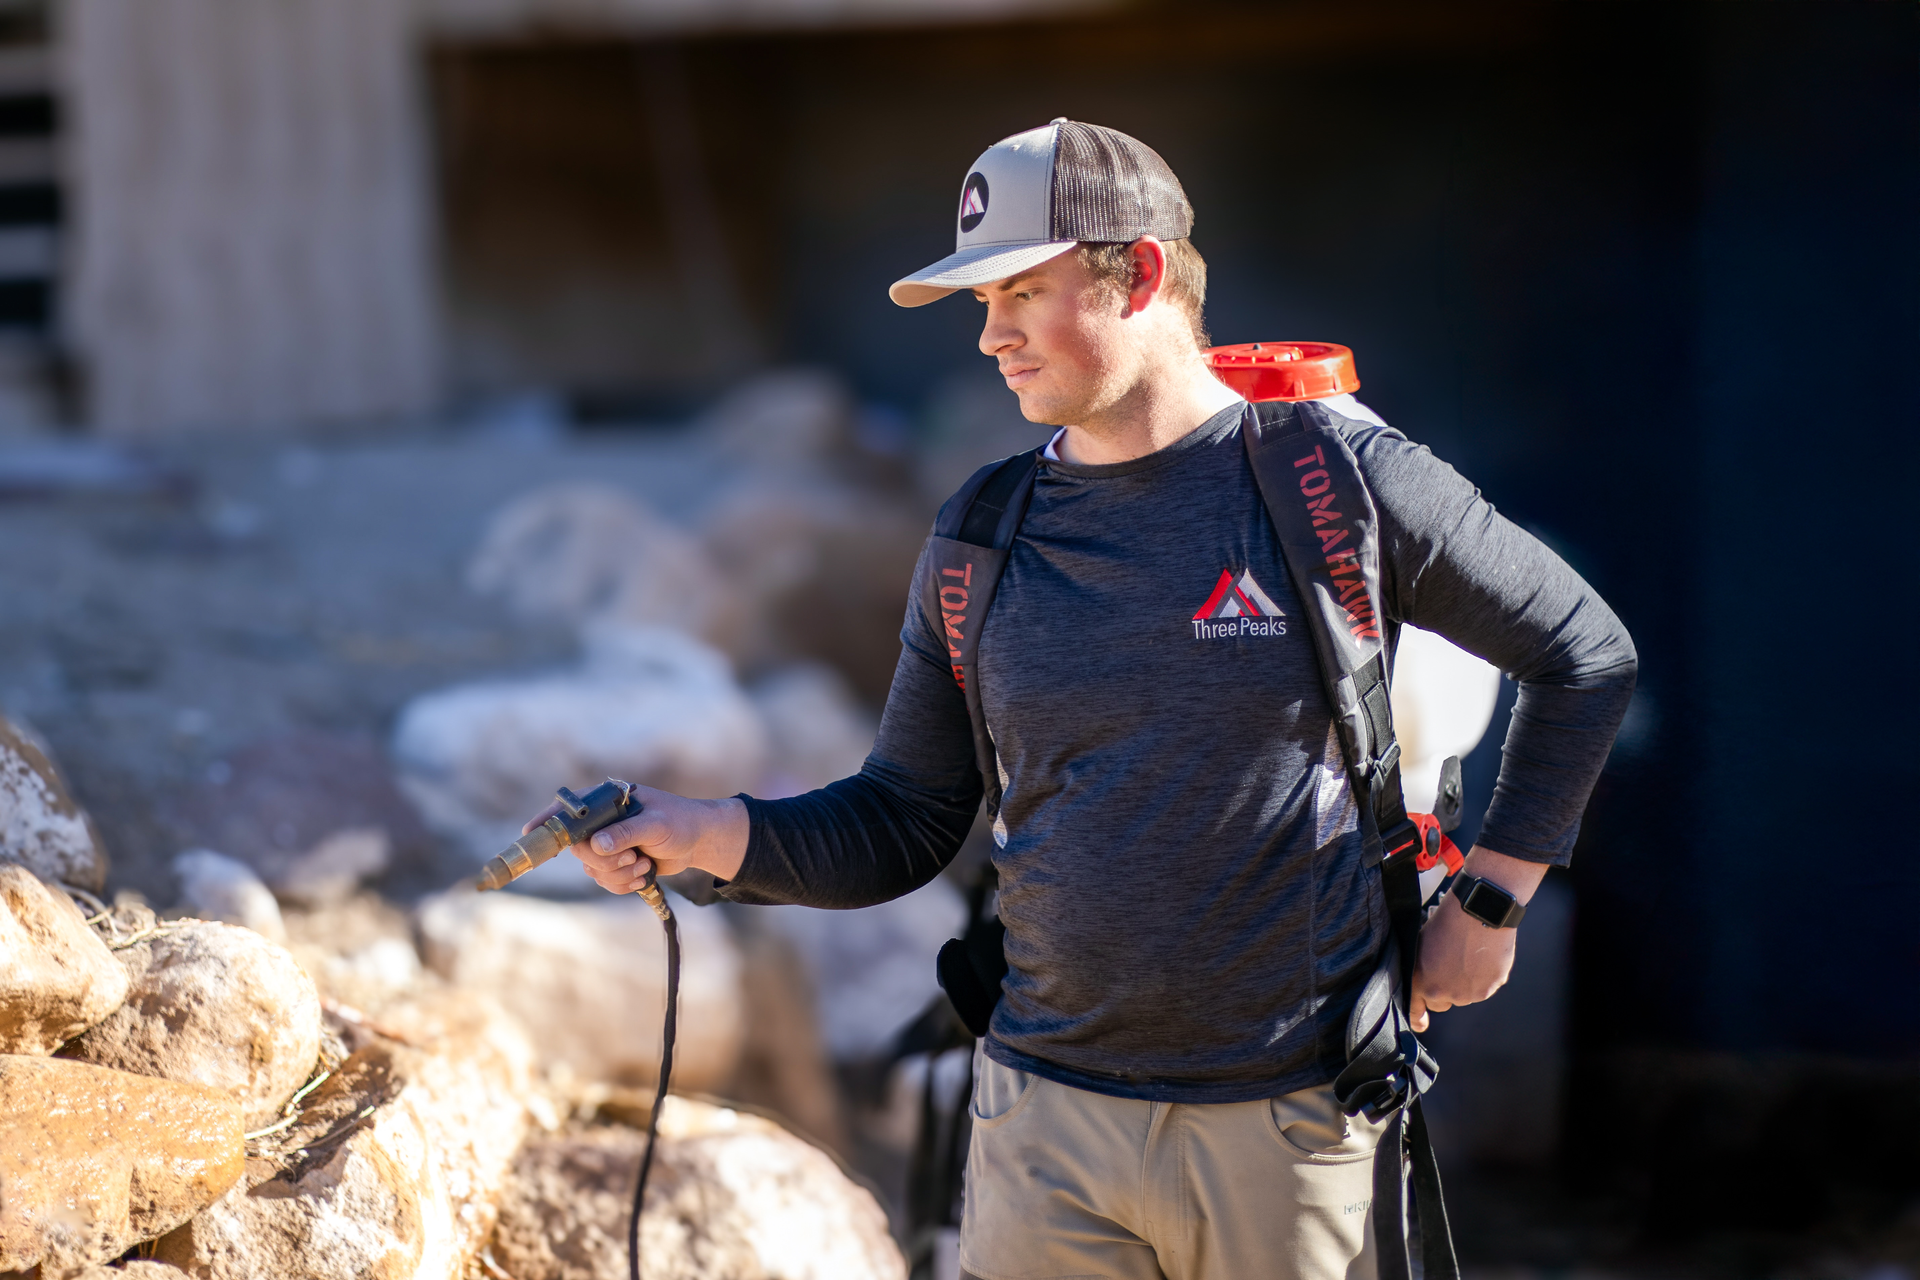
[476,778,676,1280]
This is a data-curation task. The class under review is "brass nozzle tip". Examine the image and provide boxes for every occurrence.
[475,857,513,892]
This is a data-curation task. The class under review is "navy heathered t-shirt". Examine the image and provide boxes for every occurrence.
[722,401,1636,1104]
[973,404,1378,1099]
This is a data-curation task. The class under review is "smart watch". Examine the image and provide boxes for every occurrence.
[1448,873,1526,929]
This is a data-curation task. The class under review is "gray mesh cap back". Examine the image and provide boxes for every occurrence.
[889,119,1195,307]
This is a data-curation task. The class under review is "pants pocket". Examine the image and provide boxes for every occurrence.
[1269,1082,1387,1161]
[969,1044,1038,1128]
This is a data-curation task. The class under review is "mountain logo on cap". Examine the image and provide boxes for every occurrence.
[958,172,989,232]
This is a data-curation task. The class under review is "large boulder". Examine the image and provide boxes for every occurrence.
[415,887,743,1092]
[0,863,129,1055]
[0,715,109,891]
[58,921,322,1130]
[163,730,436,904]
[392,626,766,892]
[153,987,534,1280]
[0,1055,243,1275]
[486,1097,905,1280]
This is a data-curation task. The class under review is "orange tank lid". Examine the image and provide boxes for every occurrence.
[1204,341,1359,403]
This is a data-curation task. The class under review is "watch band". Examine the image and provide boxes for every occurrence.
[1450,873,1526,928]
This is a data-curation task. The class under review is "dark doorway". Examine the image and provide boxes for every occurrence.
[428,38,784,415]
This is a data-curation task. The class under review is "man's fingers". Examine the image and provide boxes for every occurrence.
[606,858,656,895]
[581,851,654,895]
[570,843,652,878]
[588,866,637,895]
[1411,970,1461,1034]
[587,813,672,858]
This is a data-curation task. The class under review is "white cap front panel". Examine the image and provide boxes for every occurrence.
[955,124,1058,250]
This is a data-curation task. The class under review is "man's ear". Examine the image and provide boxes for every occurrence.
[1125,237,1168,316]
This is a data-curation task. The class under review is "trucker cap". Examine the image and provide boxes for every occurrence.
[888,118,1194,307]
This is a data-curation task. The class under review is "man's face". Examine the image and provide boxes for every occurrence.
[973,252,1136,426]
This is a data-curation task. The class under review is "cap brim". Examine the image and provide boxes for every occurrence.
[889,240,1078,307]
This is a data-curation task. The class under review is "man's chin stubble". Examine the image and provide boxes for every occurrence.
[1013,389,1088,428]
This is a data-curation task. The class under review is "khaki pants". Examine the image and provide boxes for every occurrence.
[959,1048,1386,1280]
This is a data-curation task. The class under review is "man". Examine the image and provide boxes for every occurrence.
[538,120,1636,1279]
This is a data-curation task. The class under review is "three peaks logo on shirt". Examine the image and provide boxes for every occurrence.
[1191,568,1288,639]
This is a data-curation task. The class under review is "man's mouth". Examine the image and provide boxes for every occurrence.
[1001,365,1040,390]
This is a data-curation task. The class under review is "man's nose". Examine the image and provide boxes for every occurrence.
[979,306,1019,357]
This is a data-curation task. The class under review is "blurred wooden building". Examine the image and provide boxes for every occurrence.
[32,0,1098,433]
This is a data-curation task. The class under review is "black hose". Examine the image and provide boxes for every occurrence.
[629,907,680,1280]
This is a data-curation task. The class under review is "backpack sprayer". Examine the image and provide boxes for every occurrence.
[475,780,675,1280]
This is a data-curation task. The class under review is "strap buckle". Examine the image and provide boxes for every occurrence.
[1379,816,1422,865]
[1369,739,1402,788]
[1346,1029,1434,1123]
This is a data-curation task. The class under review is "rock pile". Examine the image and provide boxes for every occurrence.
[152,988,534,1280]
[169,849,287,942]
[0,714,906,1279]
[467,483,732,643]
[278,890,423,1011]
[418,399,917,872]
[697,478,924,705]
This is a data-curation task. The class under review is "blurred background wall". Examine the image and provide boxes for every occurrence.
[3,0,1915,1258]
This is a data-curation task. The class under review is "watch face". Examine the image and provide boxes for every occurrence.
[1463,880,1513,923]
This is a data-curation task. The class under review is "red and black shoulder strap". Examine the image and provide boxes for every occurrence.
[918,447,1044,818]
[1244,397,1457,1280]
[1241,400,1423,897]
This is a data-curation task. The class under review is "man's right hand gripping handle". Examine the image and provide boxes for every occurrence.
[521,784,751,897]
